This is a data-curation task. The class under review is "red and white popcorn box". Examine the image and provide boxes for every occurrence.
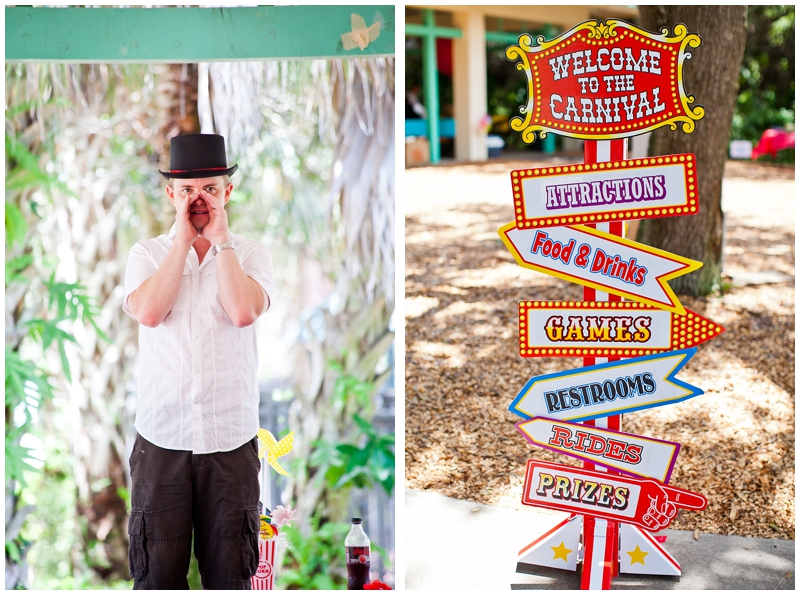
[251,536,277,590]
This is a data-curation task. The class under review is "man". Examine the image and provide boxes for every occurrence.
[123,134,273,589]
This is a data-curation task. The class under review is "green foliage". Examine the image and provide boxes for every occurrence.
[278,514,351,590]
[310,414,395,495]
[330,360,374,411]
[731,5,795,162]
[309,364,395,496]
[5,99,107,585]
[20,418,130,590]
[5,201,28,249]
[284,364,394,589]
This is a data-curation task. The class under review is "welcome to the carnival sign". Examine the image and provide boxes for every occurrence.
[506,20,704,142]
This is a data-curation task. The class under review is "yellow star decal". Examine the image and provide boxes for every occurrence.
[551,541,573,562]
[257,428,294,476]
[627,544,649,565]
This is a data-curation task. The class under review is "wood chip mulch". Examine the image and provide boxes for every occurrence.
[405,158,794,540]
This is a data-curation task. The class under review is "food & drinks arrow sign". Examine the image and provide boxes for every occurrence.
[518,300,724,358]
[509,348,703,424]
[522,460,707,532]
[505,20,704,143]
[510,154,698,229]
[499,222,700,314]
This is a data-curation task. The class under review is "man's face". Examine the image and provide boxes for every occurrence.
[166,176,233,233]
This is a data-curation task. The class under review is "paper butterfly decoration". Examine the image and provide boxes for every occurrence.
[257,428,294,476]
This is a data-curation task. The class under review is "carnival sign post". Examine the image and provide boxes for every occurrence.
[500,18,721,590]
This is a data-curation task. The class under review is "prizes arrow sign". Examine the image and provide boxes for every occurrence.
[518,300,725,358]
[509,348,703,423]
[498,222,701,314]
[522,459,707,532]
[516,417,682,483]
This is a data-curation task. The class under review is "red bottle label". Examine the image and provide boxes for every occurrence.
[346,545,370,565]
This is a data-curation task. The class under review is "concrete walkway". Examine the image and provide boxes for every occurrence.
[406,489,795,590]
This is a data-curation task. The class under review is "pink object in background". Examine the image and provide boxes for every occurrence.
[752,128,795,160]
[251,537,277,590]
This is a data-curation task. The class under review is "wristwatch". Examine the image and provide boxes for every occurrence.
[211,240,235,256]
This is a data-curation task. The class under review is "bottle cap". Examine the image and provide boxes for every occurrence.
[351,517,362,523]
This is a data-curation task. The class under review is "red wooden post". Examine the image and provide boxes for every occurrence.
[580,138,626,589]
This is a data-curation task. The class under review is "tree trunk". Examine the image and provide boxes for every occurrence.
[636,6,747,295]
[154,63,201,164]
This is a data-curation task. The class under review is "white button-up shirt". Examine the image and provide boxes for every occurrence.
[123,225,274,454]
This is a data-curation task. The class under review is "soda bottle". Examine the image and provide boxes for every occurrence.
[345,517,371,590]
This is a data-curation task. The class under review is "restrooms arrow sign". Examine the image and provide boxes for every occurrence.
[498,222,701,314]
[509,348,703,423]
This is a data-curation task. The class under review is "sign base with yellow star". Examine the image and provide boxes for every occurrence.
[619,524,681,576]
[517,514,581,571]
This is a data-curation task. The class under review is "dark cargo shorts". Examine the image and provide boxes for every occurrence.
[128,433,261,590]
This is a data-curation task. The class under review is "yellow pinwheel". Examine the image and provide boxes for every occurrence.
[256,428,294,476]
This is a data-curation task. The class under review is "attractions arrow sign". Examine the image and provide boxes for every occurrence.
[499,222,701,314]
[505,19,704,143]
[509,348,703,423]
[516,417,681,483]
[518,300,724,358]
[522,459,707,532]
[510,154,698,230]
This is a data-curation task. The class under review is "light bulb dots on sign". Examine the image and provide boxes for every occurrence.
[529,31,683,136]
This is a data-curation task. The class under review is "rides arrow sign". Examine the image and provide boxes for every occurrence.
[516,417,682,483]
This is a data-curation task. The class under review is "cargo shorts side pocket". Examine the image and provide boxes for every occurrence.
[128,508,147,581]
[128,434,141,471]
[243,506,261,578]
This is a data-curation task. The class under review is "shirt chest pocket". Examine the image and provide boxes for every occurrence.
[200,270,229,320]
[169,268,227,322]
[171,270,194,313]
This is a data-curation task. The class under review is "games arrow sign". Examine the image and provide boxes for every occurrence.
[510,154,698,229]
[516,417,682,483]
[509,348,702,424]
[522,459,707,532]
[499,222,701,314]
[518,300,724,358]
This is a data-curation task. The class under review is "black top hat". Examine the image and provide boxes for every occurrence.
[159,134,239,179]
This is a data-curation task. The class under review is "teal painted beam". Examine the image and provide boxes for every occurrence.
[6,6,395,62]
[405,23,462,39]
[421,10,441,164]
[485,31,530,45]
